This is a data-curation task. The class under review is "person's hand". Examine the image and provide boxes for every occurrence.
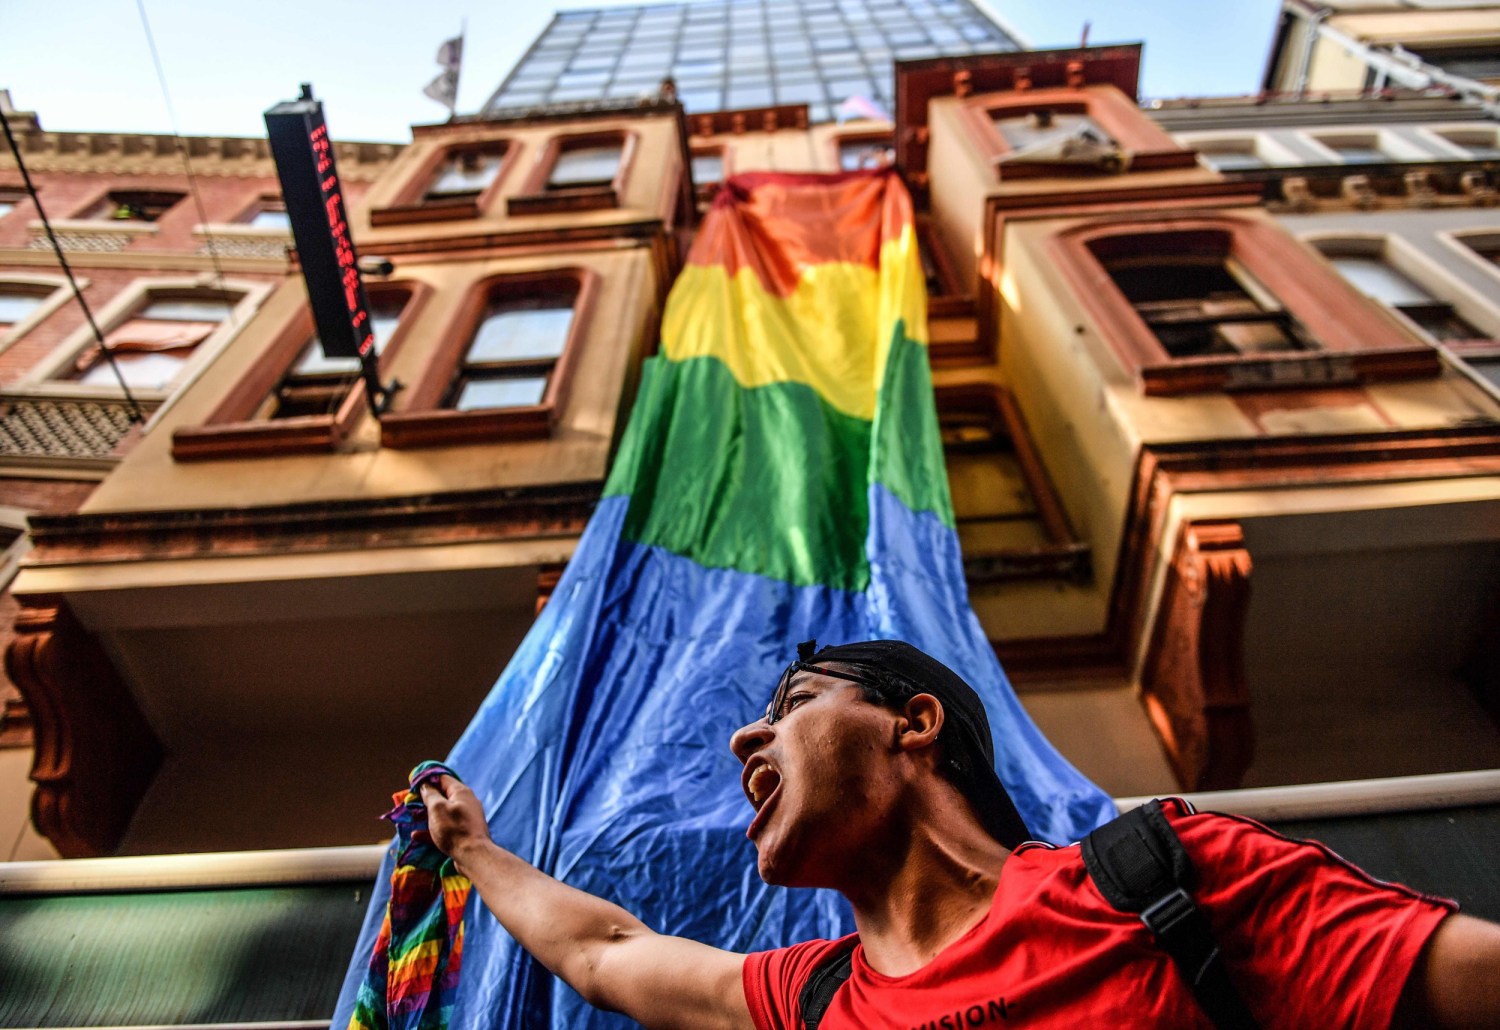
[418,774,491,870]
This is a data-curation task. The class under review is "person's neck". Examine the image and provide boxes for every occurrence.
[842,812,1011,978]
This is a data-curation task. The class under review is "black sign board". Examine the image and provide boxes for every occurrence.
[265,87,373,360]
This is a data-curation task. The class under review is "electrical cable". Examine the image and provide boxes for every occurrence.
[134,0,237,324]
[0,112,146,424]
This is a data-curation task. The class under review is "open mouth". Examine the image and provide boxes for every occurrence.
[746,764,781,810]
[743,761,783,838]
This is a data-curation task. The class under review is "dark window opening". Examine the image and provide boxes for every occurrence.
[260,292,410,420]
[85,190,185,223]
[1092,234,1314,359]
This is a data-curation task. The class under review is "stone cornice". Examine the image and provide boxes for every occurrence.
[23,480,603,568]
[1,129,401,182]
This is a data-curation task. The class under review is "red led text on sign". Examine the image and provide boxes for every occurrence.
[309,124,373,357]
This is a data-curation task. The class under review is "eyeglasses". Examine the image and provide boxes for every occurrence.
[763,661,876,724]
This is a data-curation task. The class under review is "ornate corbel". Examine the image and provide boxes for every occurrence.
[1139,521,1254,791]
[6,596,162,856]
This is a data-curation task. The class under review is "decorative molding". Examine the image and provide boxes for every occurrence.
[894,44,1146,206]
[22,481,603,567]
[4,129,397,181]
[1000,423,1500,688]
[0,395,148,461]
[1138,520,1254,791]
[5,597,162,857]
[27,219,156,254]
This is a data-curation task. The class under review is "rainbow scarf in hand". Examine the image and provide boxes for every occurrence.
[348,761,472,1030]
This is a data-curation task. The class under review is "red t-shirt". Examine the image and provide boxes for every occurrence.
[743,800,1455,1029]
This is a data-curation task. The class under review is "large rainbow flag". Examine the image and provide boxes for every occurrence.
[334,168,1113,1028]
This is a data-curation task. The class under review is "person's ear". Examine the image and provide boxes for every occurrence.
[895,693,944,752]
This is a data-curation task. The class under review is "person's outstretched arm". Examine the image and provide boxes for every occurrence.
[1393,912,1500,1029]
[419,774,754,1030]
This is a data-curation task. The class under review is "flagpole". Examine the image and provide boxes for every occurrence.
[454,19,466,121]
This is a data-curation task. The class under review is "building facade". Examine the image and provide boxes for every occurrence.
[4,0,1500,1022]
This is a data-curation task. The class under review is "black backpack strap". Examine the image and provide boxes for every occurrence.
[1081,800,1258,1030]
[798,937,857,1030]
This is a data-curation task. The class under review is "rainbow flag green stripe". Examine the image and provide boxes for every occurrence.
[606,326,949,592]
[604,169,951,592]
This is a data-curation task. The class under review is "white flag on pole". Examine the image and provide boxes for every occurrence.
[423,33,464,114]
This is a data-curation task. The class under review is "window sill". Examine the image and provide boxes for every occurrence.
[380,405,552,449]
[31,218,160,239]
[170,414,351,461]
[506,186,618,217]
[1140,346,1441,396]
[368,198,482,227]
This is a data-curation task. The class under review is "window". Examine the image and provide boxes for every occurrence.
[691,149,724,186]
[172,283,424,461]
[445,294,575,412]
[1315,137,1390,165]
[370,140,513,226]
[547,141,623,190]
[961,86,1197,181]
[257,291,411,420]
[0,286,48,333]
[510,132,635,216]
[82,190,185,223]
[242,197,290,230]
[1468,355,1500,391]
[837,134,894,171]
[1324,253,1482,343]
[425,149,507,203]
[1089,232,1312,359]
[917,220,962,299]
[937,385,1088,584]
[67,293,236,389]
[1048,218,1432,395]
[1460,236,1500,269]
[1407,44,1500,82]
[1430,128,1500,160]
[380,270,597,448]
[993,109,1107,155]
[1198,142,1266,171]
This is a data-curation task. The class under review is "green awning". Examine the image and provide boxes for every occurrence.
[1269,803,1500,922]
[0,881,369,1027]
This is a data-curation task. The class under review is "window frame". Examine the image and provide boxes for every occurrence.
[1298,129,1436,166]
[76,188,187,224]
[830,129,896,172]
[0,274,73,354]
[1172,131,1301,172]
[380,268,599,449]
[690,144,729,204]
[18,276,271,402]
[1445,229,1500,281]
[936,382,1090,585]
[959,84,1197,181]
[171,281,429,461]
[1048,215,1437,395]
[1308,233,1496,347]
[508,130,638,216]
[369,139,518,227]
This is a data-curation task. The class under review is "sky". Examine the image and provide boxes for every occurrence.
[0,1,1284,144]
